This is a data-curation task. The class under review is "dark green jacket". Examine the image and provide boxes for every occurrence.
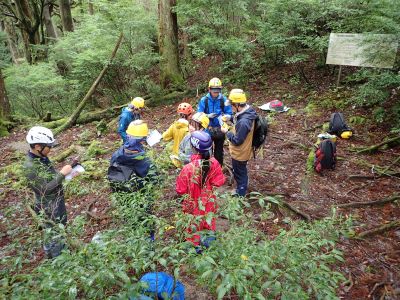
[24,152,67,225]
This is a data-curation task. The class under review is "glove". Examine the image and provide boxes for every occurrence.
[207,113,217,119]
[221,115,231,122]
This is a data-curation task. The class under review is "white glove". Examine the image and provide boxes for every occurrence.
[207,113,217,119]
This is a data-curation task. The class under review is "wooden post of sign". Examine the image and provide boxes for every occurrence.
[336,65,342,87]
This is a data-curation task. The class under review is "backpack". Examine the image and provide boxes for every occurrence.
[328,112,351,136]
[252,114,268,158]
[314,139,336,173]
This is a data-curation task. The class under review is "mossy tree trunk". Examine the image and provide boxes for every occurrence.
[43,0,58,41]
[0,69,10,120]
[1,20,21,63]
[158,0,183,89]
[2,0,43,63]
[59,0,74,32]
[0,69,11,136]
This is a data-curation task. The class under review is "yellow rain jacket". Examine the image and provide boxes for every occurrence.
[162,119,189,156]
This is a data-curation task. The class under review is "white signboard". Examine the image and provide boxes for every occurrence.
[326,33,398,68]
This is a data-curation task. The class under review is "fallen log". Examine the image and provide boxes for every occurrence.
[356,220,400,238]
[53,145,76,163]
[352,135,400,154]
[337,194,400,208]
[44,104,126,129]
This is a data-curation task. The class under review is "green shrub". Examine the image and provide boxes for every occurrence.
[191,213,350,299]
[4,63,73,118]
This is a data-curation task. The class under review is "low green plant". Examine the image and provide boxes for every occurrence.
[86,141,109,158]
[191,211,351,300]
[348,116,366,126]
[304,102,319,117]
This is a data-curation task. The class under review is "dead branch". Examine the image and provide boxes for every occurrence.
[352,135,400,154]
[303,123,324,132]
[357,220,400,239]
[337,194,400,208]
[54,33,124,135]
[271,134,310,151]
[249,194,311,221]
[281,201,311,221]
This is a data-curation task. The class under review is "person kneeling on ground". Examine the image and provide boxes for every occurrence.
[108,120,158,193]
[221,89,257,197]
[176,131,225,247]
[178,112,210,166]
[24,126,74,258]
[162,102,193,167]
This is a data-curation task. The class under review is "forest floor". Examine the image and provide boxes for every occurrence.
[1,62,399,299]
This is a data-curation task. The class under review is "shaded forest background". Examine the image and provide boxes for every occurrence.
[0,0,399,133]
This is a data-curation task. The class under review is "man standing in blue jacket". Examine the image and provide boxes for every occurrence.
[118,97,145,142]
[221,89,257,197]
[197,78,232,166]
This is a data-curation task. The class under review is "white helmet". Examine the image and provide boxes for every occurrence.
[26,126,55,145]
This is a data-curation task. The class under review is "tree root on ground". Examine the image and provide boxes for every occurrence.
[337,194,400,208]
[351,135,400,154]
[356,220,400,238]
[248,194,311,221]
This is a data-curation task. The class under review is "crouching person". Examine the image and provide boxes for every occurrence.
[178,112,210,166]
[108,120,158,193]
[24,126,73,258]
[176,131,225,248]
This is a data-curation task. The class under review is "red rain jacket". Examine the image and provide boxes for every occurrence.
[176,154,225,216]
[176,154,225,245]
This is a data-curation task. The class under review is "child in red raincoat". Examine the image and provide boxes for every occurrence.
[176,131,225,246]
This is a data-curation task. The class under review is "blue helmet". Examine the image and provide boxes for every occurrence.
[190,131,212,153]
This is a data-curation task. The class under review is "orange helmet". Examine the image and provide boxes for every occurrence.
[177,102,193,115]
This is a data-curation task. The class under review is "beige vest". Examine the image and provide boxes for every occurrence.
[229,121,255,161]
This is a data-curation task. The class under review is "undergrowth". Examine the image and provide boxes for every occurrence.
[0,139,352,299]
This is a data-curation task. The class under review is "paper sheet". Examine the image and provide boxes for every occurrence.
[65,164,85,181]
[147,130,162,147]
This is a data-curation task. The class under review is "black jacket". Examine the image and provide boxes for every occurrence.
[24,152,67,225]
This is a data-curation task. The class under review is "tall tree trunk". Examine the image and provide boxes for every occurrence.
[12,0,42,63]
[158,0,183,89]
[88,1,94,15]
[0,69,11,120]
[43,0,58,41]
[59,0,74,32]
[1,21,20,64]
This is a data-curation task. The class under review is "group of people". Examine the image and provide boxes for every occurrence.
[23,77,258,257]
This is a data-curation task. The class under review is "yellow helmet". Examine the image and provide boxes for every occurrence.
[208,77,222,89]
[126,120,149,138]
[130,97,145,109]
[229,89,247,103]
[191,112,209,129]
[340,130,353,139]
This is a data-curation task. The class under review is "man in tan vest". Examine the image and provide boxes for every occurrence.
[221,89,257,197]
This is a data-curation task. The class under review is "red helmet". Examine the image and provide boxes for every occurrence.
[177,102,193,115]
